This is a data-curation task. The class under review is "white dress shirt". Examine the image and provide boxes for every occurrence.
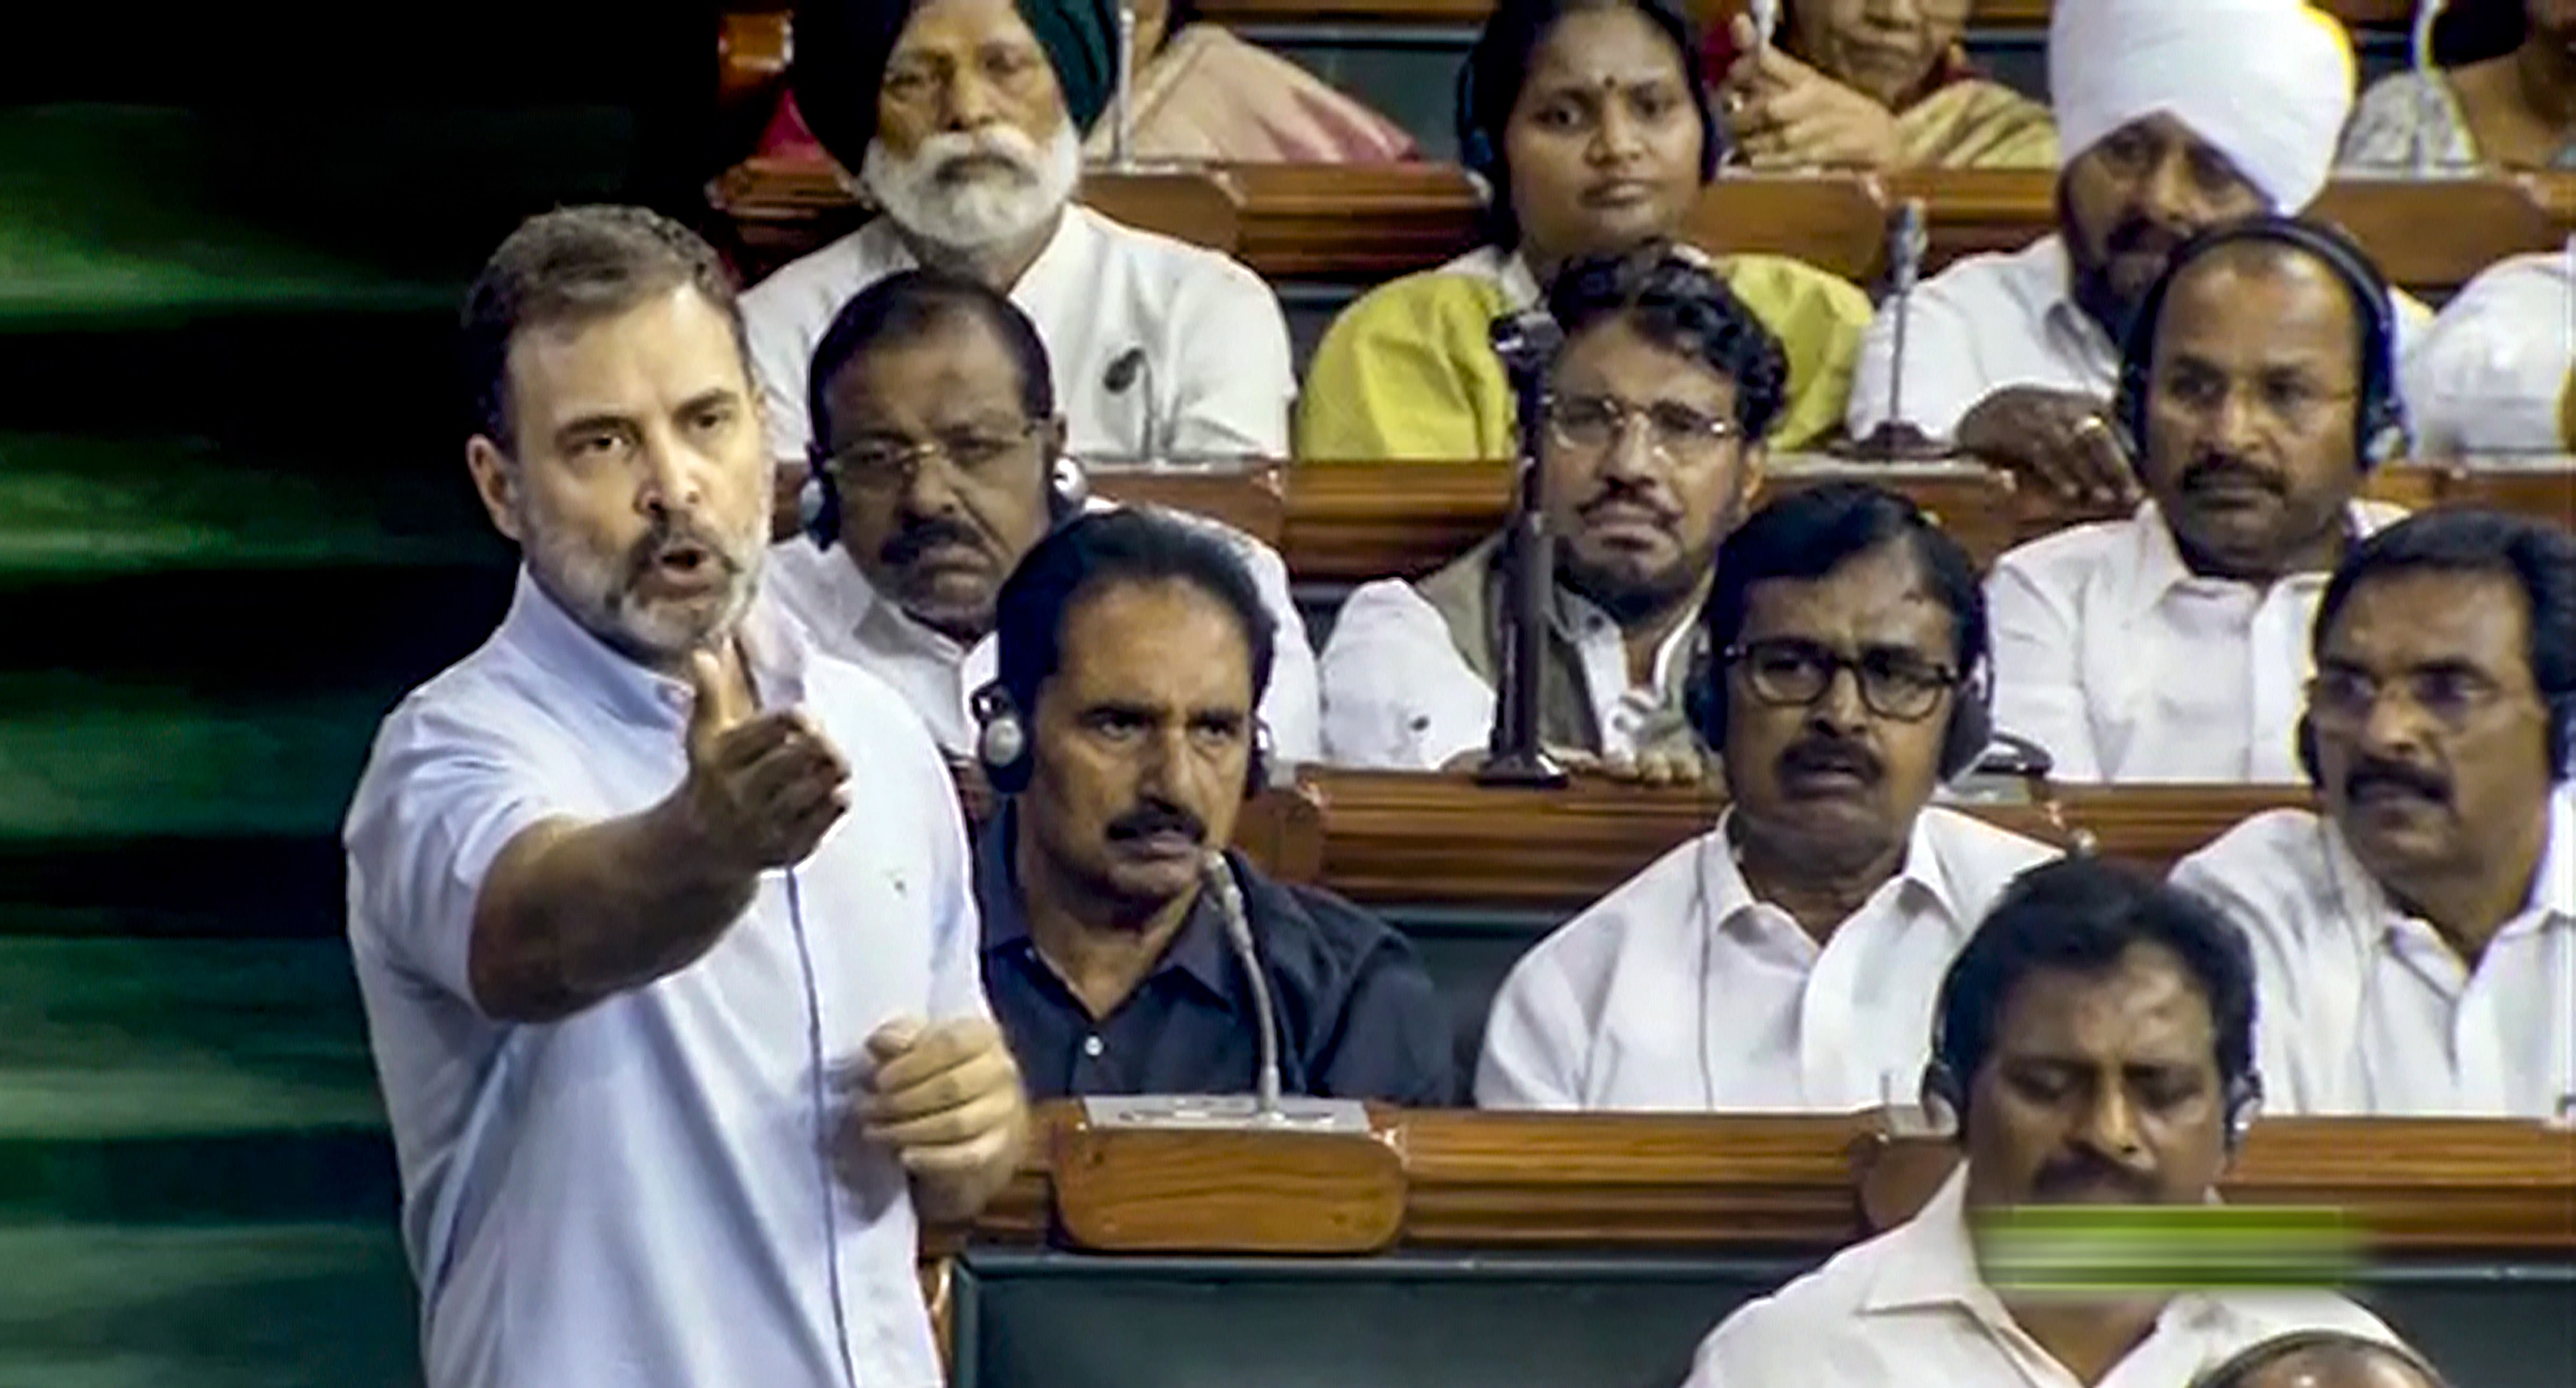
[344,570,983,1388]
[2404,245,2575,455]
[1987,500,2406,783]
[742,204,1294,465]
[1319,575,1697,770]
[763,499,1321,763]
[1475,808,2057,1111]
[1686,1168,2399,1388]
[2170,798,2576,1117]
[1848,236,2432,439]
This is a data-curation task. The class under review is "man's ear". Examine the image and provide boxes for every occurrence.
[1042,415,1069,458]
[1739,442,1768,508]
[465,435,525,544]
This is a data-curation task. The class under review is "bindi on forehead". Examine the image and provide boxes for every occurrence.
[1526,9,1682,87]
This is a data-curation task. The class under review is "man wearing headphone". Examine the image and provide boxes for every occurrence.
[1986,216,2412,784]
[1687,857,2406,1387]
[967,509,1455,1105]
[1478,483,2057,1111]
[2171,508,2576,1117]
[764,269,1320,770]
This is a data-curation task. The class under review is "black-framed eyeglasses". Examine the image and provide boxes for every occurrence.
[2306,665,2513,736]
[1724,638,1961,722]
[821,418,1045,493]
[1543,393,1744,466]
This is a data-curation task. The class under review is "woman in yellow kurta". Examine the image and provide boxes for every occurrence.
[1711,3,2058,172]
[1296,0,1872,461]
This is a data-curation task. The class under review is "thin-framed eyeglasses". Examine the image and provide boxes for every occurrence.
[2151,364,2360,434]
[1724,637,1961,722]
[1544,392,1744,467]
[2306,664,2515,736]
[821,418,1045,494]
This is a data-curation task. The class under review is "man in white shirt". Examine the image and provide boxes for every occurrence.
[1988,217,2409,783]
[1320,245,1775,778]
[1476,483,2057,1111]
[1848,0,2428,507]
[344,207,1027,1388]
[1688,857,2405,1388]
[2403,242,2575,456]
[2171,509,2576,1117]
[748,0,1293,476]
[765,268,1319,761]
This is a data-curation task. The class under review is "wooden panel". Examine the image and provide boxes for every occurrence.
[948,1104,2576,1256]
[1053,1120,1408,1252]
[1685,175,1889,283]
[1290,769,2310,913]
[718,9,790,114]
[1089,461,1290,547]
[1224,163,1484,281]
[2312,176,2573,298]
[2439,459,2576,526]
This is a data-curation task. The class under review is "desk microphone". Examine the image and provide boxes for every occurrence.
[2407,0,2454,179]
[1479,310,1570,788]
[1103,346,1161,463]
[1846,198,1952,462]
[1111,0,1140,171]
[1075,853,1369,1133]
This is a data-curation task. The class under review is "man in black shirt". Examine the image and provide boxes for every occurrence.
[969,508,1455,1105]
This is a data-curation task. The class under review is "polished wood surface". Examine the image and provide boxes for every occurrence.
[1267,770,2312,912]
[708,152,2571,295]
[952,1105,2576,1256]
[1054,1119,1409,1253]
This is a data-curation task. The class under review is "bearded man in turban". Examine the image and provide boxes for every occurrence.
[1843,0,2431,505]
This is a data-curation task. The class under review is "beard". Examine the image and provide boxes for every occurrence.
[860,121,1083,252]
[1554,532,1718,629]
[518,500,765,669]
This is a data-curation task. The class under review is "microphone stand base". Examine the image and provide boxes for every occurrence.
[1473,749,1570,788]
[1080,1094,1372,1135]
[1840,421,1956,463]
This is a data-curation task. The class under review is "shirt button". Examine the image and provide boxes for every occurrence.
[1082,1035,1105,1058]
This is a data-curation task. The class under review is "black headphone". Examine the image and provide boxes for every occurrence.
[1684,643,1996,783]
[970,680,1273,799]
[2111,215,2411,475]
[1918,961,2266,1157]
[799,443,1092,551]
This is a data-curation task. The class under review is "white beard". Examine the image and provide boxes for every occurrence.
[859,121,1082,252]
[516,498,765,668]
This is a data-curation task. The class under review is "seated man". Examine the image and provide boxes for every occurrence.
[970,509,1455,1105]
[769,269,1320,762]
[1294,0,1870,461]
[2403,245,2576,456]
[1477,483,2057,1110]
[1688,857,2403,1386]
[1319,245,1779,774]
[1847,0,2430,506]
[2171,509,2576,1116]
[2193,1332,2453,1388]
[751,0,1294,474]
[1987,217,2409,783]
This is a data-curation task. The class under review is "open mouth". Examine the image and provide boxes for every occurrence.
[642,542,722,592]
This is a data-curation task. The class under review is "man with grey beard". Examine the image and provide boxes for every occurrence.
[745,0,1295,480]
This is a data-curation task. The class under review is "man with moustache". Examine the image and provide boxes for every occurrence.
[1478,483,2058,1110]
[1847,0,2431,507]
[1319,244,1776,779]
[768,269,1320,764]
[2171,509,2576,1117]
[1686,857,2403,1386]
[343,208,1026,1388]
[745,0,1294,481]
[2193,1332,2453,1388]
[1986,217,2409,783]
[971,509,1454,1105]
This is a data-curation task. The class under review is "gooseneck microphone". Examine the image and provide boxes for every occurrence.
[1479,310,1570,788]
[1203,851,1283,1116]
[1846,199,1952,462]
[2407,0,2452,178]
[1112,1,1139,171]
[1103,345,1161,463]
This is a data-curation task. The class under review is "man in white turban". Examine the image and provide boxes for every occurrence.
[1845,0,2428,505]
[2404,240,2576,456]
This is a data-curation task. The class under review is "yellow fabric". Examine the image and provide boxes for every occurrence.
[1894,79,2060,170]
[1295,253,1872,461]
[2560,366,2576,452]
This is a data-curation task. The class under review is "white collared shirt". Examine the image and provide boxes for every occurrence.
[1319,574,1699,770]
[1987,499,2407,783]
[742,204,1294,465]
[762,499,1321,763]
[1475,808,2058,1111]
[344,571,984,1388]
[2170,797,2576,1117]
[2404,245,2575,455]
[1848,236,2432,438]
[1686,1169,2399,1388]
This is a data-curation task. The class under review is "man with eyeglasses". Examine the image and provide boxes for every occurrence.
[766,269,1319,768]
[1985,217,2409,784]
[2171,509,2576,1118]
[1319,245,1775,781]
[1478,483,2057,1110]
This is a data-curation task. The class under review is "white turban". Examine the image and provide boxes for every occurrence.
[2050,0,2357,213]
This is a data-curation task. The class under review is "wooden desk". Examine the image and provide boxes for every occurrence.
[1243,770,2310,913]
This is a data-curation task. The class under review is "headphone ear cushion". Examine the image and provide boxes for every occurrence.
[1919,1060,1964,1137]
[1938,663,1996,781]
[2295,713,2322,788]
[801,467,839,550]
[1048,454,1092,525]
[1245,722,1273,800]
[1686,653,1725,755]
